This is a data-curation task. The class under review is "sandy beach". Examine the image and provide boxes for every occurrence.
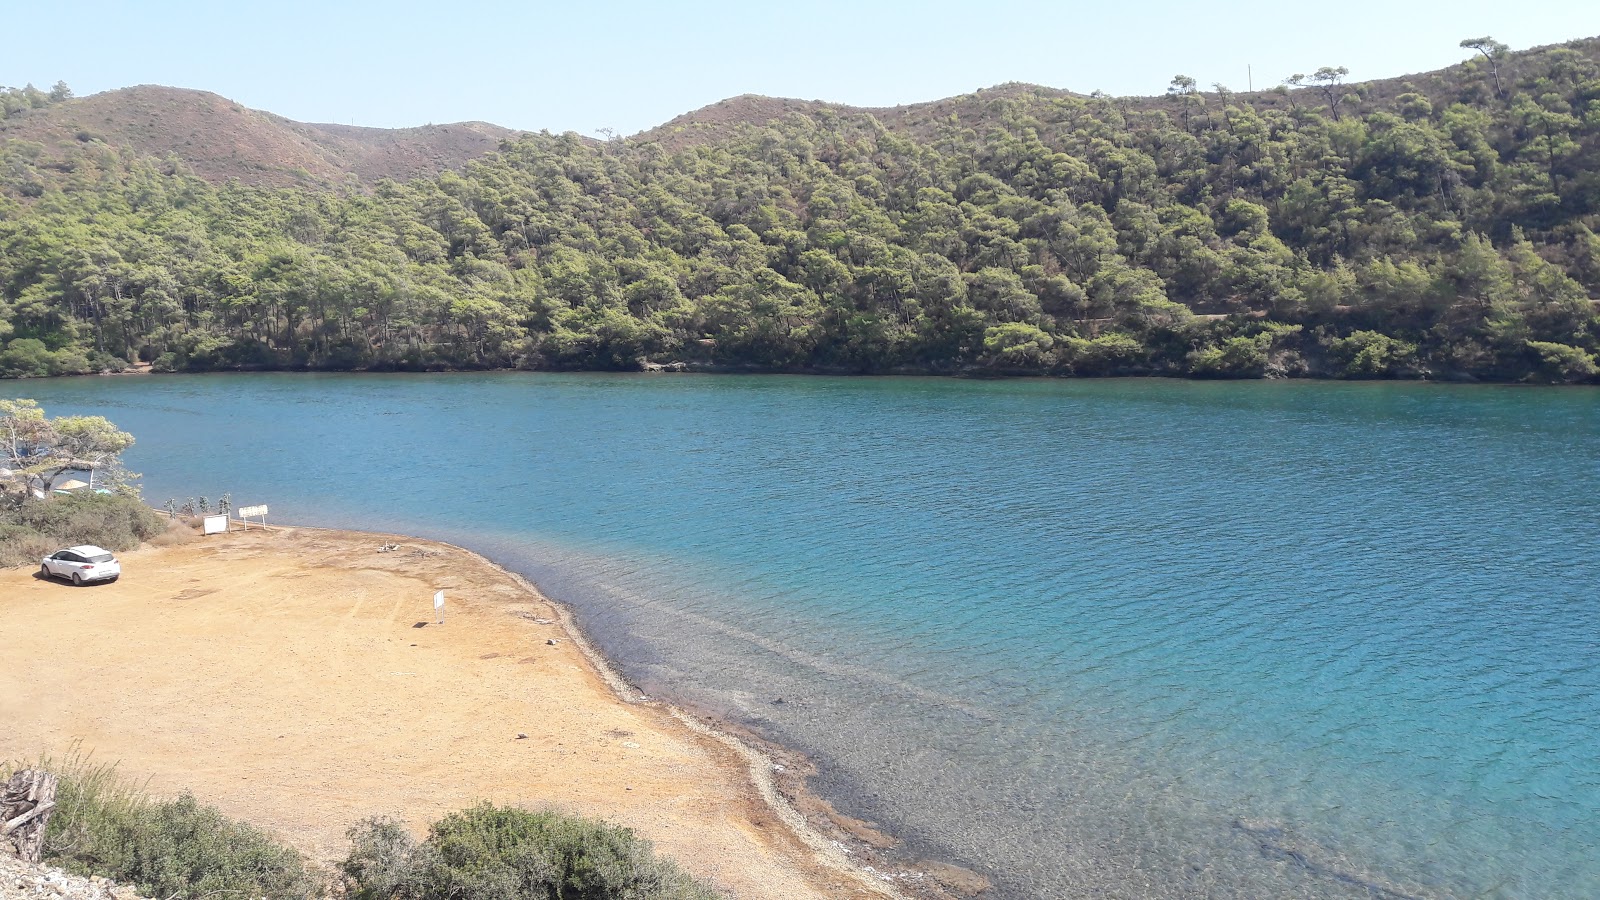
[0,526,934,899]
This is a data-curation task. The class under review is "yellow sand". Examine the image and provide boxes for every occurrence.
[0,527,903,899]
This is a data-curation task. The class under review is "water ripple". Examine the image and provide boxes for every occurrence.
[24,374,1600,900]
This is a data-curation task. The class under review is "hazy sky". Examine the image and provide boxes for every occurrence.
[3,1,1595,136]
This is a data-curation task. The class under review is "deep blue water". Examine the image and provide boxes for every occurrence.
[20,373,1600,899]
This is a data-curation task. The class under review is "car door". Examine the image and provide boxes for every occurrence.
[49,551,80,577]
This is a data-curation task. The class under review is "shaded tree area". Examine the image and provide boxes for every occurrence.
[2,37,1599,383]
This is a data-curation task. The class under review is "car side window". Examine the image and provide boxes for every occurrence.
[59,552,80,562]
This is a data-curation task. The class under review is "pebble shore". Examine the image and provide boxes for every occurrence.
[0,853,147,900]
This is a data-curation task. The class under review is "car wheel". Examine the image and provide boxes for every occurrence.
[71,572,84,586]
[40,564,52,579]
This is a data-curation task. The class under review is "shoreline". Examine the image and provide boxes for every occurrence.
[381,526,988,899]
[1,523,981,899]
[20,362,1593,386]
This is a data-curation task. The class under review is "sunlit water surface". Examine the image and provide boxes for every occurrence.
[24,374,1600,899]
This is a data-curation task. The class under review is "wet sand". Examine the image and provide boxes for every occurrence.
[0,526,918,899]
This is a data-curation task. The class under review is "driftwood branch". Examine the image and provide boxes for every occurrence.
[3,800,55,834]
[1,769,59,863]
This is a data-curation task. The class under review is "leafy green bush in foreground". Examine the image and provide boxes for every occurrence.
[5,750,721,900]
[4,751,317,900]
[55,793,319,900]
[341,803,721,900]
[0,492,167,567]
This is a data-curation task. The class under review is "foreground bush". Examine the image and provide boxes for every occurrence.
[341,803,721,900]
[0,493,166,567]
[4,751,316,900]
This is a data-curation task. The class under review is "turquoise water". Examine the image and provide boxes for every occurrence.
[21,373,1600,899]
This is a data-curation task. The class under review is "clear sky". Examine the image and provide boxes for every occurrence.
[3,0,1595,136]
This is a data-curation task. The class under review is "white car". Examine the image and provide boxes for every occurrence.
[40,545,122,585]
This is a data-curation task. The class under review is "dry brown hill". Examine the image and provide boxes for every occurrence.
[0,85,521,187]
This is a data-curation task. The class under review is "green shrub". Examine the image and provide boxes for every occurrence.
[341,803,721,900]
[0,338,102,376]
[0,524,55,568]
[1328,330,1419,378]
[1061,332,1145,374]
[81,794,316,900]
[0,338,55,377]
[1188,333,1273,378]
[4,750,316,900]
[981,323,1054,366]
[0,493,167,567]
[1525,340,1599,383]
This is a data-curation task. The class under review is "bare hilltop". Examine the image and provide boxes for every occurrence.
[0,85,519,186]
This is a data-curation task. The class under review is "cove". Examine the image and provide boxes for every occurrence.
[21,372,1600,899]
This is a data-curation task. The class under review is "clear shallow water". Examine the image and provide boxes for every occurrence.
[21,373,1600,899]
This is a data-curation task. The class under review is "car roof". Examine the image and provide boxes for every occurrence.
[66,545,113,555]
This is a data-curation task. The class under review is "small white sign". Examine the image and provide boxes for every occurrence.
[236,504,268,518]
[433,589,445,625]
[202,514,228,535]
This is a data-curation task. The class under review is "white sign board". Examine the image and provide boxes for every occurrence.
[202,514,228,535]
[434,590,445,624]
[235,504,269,530]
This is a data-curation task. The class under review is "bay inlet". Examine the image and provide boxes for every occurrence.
[23,373,1600,899]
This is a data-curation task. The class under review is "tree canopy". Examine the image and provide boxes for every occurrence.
[2,36,1598,383]
[0,398,137,499]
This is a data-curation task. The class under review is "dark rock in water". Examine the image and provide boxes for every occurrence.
[1230,819,1424,900]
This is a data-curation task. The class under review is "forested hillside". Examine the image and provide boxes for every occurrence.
[2,36,1598,382]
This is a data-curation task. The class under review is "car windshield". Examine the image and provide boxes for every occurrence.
[87,553,114,563]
